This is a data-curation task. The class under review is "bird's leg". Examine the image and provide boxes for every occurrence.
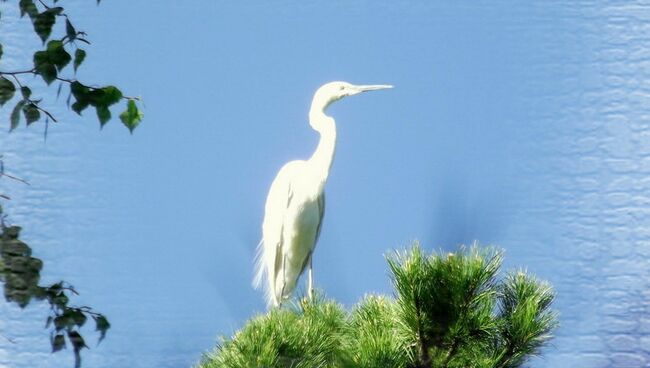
[279,254,287,306]
[307,254,314,301]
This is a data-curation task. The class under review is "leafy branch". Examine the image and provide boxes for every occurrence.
[0,155,30,202]
[1,1,133,366]
[0,224,110,368]
[0,0,144,133]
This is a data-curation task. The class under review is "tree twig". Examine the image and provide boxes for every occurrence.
[35,105,58,123]
[413,290,431,368]
[0,69,36,76]
[0,332,16,344]
[0,172,30,186]
[9,75,59,123]
[37,0,50,9]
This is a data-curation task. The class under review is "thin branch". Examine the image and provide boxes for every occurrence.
[413,290,431,368]
[62,31,86,46]
[2,67,139,128]
[0,332,16,344]
[442,260,493,367]
[37,0,50,9]
[0,69,36,76]
[441,339,460,368]
[55,76,140,101]
[55,76,75,84]
[10,74,23,88]
[76,307,104,318]
[35,105,58,123]
[61,286,79,296]
[1,172,30,186]
[8,73,61,123]
[494,347,515,368]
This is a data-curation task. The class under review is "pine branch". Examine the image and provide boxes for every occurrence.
[413,291,431,368]
[200,244,558,368]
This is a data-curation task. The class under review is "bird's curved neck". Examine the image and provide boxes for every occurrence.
[308,104,337,183]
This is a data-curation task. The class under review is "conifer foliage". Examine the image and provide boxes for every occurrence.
[199,244,557,368]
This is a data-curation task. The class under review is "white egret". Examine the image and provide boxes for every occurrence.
[254,81,392,307]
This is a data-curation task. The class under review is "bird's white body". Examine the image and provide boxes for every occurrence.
[254,81,391,307]
[261,160,326,304]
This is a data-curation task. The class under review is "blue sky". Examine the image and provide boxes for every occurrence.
[0,2,622,367]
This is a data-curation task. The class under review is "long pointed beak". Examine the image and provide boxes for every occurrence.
[354,84,394,92]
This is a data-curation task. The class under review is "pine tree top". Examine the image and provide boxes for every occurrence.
[198,244,558,368]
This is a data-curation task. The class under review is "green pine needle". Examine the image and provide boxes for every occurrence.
[198,243,558,368]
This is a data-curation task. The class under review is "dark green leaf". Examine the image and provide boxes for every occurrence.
[0,77,15,106]
[96,105,110,126]
[33,51,57,84]
[28,258,43,272]
[85,87,122,126]
[73,49,85,72]
[70,81,90,114]
[96,86,122,106]
[10,100,25,131]
[33,41,70,83]
[94,315,110,343]
[33,11,56,43]
[0,43,3,61]
[70,81,89,101]
[71,310,87,327]
[67,330,87,350]
[53,313,75,331]
[65,19,76,41]
[31,286,47,301]
[52,333,66,352]
[20,86,31,99]
[53,316,66,330]
[45,316,53,328]
[86,89,104,106]
[68,331,88,368]
[46,40,71,71]
[67,330,86,368]
[52,292,69,308]
[19,0,38,19]
[48,282,63,294]
[119,100,143,133]
[23,103,40,125]
[71,100,89,115]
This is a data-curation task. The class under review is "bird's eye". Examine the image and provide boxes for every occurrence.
[339,86,345,91]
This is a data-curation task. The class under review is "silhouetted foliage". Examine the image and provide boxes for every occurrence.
[199,244,558,368]
[1,1,142,366]
[0,219,110,368]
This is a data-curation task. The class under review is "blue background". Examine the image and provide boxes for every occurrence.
[1,1,648,367]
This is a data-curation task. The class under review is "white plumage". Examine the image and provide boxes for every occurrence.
[254,81,392,307]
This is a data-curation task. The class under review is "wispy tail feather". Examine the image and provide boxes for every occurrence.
[252,238,265,289]
[253,239,277,308]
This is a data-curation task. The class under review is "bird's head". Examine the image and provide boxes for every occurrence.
[312,81,393,110]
